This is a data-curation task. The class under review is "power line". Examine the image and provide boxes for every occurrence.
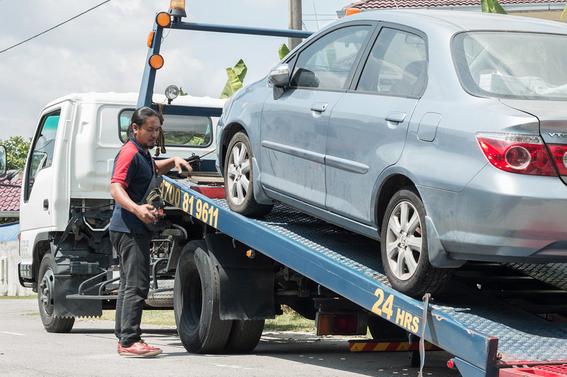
[0,0,111,55]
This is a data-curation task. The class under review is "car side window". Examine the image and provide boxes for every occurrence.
[25,111,60,201]
[290,26,372,91]
[357,28,427,98]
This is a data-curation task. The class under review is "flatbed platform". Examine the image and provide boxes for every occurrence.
[162,176,567,377]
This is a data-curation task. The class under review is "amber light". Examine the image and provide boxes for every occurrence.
[156,12,171,27]
[149,54,164,69]
[147,31,155,48]
[345,7,361,16]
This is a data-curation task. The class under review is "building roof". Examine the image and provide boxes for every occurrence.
[349,0,566,10]
[0,171,21,213]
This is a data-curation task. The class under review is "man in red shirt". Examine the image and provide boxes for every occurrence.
[110,107,191,357]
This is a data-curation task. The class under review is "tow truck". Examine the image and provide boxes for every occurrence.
[19,2,567,376]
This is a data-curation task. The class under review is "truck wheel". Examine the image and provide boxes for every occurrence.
[225,320,265,353]
[224,132,272,217]
[380,189,450,297]
[37,254,75,333]
[174,241,233,353]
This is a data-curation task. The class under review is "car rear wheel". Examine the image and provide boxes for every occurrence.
[380,189,450,297]
[224,132,272,217]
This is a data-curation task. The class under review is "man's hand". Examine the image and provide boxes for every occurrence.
[173,156,192,175]
[135,204,160,224]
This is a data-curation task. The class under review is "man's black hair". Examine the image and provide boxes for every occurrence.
[128,107,164,138]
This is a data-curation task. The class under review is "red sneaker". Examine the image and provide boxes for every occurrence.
[118,341,162,357]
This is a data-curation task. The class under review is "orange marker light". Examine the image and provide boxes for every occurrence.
[345,7,362,16]
[245,249,256,259]
[149,54,164,70]
[147,31,155,48]
[156,12,171,27]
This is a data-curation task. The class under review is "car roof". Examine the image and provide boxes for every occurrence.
[344,9,567,34]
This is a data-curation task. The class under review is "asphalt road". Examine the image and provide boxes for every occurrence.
[0,299,460,377]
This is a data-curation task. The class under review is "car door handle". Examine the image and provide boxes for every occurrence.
[310,103,328,113]
[385,112,407,124]
[43,199,49,210]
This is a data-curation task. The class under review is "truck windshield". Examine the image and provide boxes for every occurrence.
[119,109,213,148]
[453,31,567,100]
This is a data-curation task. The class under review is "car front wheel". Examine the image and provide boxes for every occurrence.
[224,132,272,217]
[380,189,450,297]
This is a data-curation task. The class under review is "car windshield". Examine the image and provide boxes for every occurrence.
[453,31,567,100]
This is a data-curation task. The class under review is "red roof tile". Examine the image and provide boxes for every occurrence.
[0,171,22,213]
[350,0,566,9]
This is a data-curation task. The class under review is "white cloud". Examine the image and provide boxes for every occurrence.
[0,0,351,140]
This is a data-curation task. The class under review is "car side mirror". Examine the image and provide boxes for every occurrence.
[269,64,291,88]
[0,145,6,176]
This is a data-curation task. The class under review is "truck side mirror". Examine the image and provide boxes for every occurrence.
[0,145,6,176]
[269,64,291,88]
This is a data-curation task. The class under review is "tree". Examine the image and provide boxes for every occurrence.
[1,136,31,171]
[481,0,507,14]
[220,59,248,99]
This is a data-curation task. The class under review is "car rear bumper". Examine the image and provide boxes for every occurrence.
[424,166,567,263]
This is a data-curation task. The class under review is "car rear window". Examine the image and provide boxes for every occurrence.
[453,31,567,100]
[119,109,213,147]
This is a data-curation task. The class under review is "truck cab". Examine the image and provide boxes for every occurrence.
[18,92,224,330]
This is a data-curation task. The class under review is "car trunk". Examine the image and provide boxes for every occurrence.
[500,99,567,184]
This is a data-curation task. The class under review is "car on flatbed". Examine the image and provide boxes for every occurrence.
[216,9,567,297]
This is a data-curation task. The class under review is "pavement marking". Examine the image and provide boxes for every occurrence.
[0,331,25,336]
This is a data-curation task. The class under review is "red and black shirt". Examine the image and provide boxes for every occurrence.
[110,138,155,234]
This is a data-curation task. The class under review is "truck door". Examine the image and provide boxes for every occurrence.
[20,102,70,233]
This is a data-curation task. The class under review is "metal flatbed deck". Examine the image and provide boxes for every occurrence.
[162,176,567,377]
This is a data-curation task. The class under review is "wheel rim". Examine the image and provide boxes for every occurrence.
[227,142,251,206]
[39,269,55,316]
[385,200,423,281]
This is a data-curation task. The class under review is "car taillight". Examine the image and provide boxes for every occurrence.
[476,133,557,176]
[548,144,567,176]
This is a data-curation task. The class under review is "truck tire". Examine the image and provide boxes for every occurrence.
[224,132,273,217]
[225,320,265,353]
[380,189,451,297]
[174,241,233,353]
[37,254,75,333]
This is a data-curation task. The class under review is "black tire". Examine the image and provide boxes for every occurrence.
[380,189,451,297]
[37,254,75,333]
[224,132,273,217]
[367,316,407,341]
[174,241,233,353]
[224,320,265,354]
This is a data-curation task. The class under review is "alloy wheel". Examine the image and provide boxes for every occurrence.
[385,200,423,281]
[227,142,251,206]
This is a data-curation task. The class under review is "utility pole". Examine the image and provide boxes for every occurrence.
[289,0,303,49]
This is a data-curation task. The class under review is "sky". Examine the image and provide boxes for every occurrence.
[0,0,355,140]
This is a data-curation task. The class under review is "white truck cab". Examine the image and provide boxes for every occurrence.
[18,92,224,331]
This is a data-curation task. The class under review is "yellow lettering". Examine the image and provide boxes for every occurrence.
[403,313,412,331]
[195,199,202,220]
[182,193,189,213]
[188,196,194,214]
[411,316,420,333]
[382,294,394,320]
[202,202,209,223]
[371,288,384,316]
[395,308,404,326]
[174,188,181,207]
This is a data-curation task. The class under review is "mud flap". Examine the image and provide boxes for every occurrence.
[205,233,275,320]
[53,260,102,318]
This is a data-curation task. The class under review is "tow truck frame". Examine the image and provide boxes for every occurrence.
[137,7,567,377]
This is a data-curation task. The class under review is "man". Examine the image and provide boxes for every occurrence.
[109,106,192,357]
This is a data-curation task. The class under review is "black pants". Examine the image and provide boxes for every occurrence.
[110,231,151,347]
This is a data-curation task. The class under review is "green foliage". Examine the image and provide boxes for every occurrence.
[220,59,248,99]
[481,0,507,14]
[279,43,291,60]
[1,136,30,171]
[561,5,567,20]
[179,87,188,96]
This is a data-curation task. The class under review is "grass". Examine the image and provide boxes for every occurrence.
[0,295,37,300]
[95,305,315,332]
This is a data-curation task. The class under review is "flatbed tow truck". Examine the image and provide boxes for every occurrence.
[20,2,567,376]
[142,5,567,377]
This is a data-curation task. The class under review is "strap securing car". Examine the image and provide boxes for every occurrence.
[418,293,431,377]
